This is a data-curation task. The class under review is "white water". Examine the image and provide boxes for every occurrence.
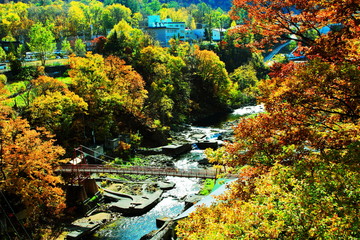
[232,104,265,116]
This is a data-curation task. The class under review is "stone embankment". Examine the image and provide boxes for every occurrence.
[58,212,117,240]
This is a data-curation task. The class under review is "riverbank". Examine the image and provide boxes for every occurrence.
[54,178,175,240]
[56,212,116,240]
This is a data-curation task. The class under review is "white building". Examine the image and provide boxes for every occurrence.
[185,28,226,42]
[212,28,226,41]
[145,16,227,46]
[146,16,186,47]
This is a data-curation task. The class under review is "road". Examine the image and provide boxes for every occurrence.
[264,41,290,62]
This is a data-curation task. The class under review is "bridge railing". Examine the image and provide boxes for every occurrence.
[58,164,231,179]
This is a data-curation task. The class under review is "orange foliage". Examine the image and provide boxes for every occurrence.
[0,116,66,226]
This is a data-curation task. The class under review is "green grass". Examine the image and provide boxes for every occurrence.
[4,77,72,108]
[56,77,72,85]
[199,179,216,195]
[5,80,31,107]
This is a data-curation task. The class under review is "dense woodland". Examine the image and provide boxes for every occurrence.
[0,0,359,239]
[0,0,232,10]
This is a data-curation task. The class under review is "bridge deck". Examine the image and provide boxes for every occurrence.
[58,164,238,179]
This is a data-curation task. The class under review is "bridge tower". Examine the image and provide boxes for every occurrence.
[65,147,99,207]
[68,146,88,185]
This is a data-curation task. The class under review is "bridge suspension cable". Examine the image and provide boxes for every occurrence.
[79,145,117,161]
[0,191,33,240]
[75,146,118,165]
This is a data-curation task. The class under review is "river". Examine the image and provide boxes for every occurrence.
[93,105,264,240]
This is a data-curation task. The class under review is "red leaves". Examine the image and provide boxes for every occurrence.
[230,0,360,61]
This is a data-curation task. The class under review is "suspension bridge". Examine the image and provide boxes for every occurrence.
[57,146,239,180]
[58,164,238,179]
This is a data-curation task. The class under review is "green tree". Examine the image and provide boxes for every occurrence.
[138,45,190,124]
[74,38,86,57]
[130,12,143,28]
[230,64,259,106]
[104,0,140,13]
[61,38,72,55]
[28,22,56,66]
[145,0,161,15]
[191,2,212,25]
[0,47,6,62]
[87,0,104,36]
[190,48,233,114]
[104,20,149,63]
[188,16,196,30]
[102,4,132,33]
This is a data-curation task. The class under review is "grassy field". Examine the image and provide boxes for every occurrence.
[5,76,72,107]
[199,179,216,195]
[57,76,72,84]
[5,80,31,107]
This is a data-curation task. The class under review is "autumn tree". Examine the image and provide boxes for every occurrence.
[69,53,114,143]
[29,76,88,148]
[27,1,68,39]
[0,81,66,229]
[92,36,107,54]
[0,2,32,41]
[158,7,188,23]
[137,45,190,125]
[0,117,67,228]
[189,48,234,116]
[67,1,87,36]
[229,0,360,59]
[69,53,148,144]
[104,55,148,118]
